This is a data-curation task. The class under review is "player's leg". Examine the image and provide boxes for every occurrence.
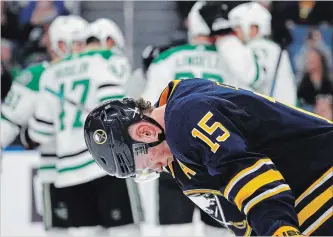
[158,172,195,236]
[42,183,69,236]
[200,210,232,236]
[96,175,141,236]
[57,181,101,236]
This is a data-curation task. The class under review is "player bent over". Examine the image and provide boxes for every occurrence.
[84,79,332,236]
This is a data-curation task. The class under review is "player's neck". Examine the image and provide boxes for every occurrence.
[150,105,166,130]
[192,36,214,45]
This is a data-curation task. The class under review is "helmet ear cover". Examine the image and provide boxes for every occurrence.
[84,99,165,179]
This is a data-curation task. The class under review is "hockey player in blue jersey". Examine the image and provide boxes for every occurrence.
[84,79,332,236]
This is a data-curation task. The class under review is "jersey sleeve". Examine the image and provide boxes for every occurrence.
[169,99,301,236]
[0,113,20,148]
[273,50,297,106]
[28,73,55,145]
[216,36,261,90]
[0,67,41,147]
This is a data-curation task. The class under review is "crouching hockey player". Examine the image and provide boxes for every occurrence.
[139,1,230,235]
[84,79,332,236]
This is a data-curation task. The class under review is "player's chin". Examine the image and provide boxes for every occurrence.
[149,163,165,172]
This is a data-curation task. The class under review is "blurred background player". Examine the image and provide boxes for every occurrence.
[27,18,141,237]
[1,15,87,236]
[142,1,227,103]
[228,2,297,105]
[126,45,166,99]
[194,1,262,91]
[139,2,230,236]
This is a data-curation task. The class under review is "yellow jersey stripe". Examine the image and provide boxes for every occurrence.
[243,184,291,215]
[157,80,181,107]
[272,226,301,236]
[303,207,333,236]
[168,162,175,178]
[298,186,332,226]
[224,158,273,199]
[169,80,181,97]
[183,189,222,196]
[282,102,333,124]
[296,167,333,206]
[244,224,252,236]
[234,169,284,211]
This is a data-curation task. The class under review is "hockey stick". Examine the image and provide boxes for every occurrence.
[45,87,91,113]
[126,178,144,225]
[269,45,285,97]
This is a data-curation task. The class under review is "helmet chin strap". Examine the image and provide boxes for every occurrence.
[142,115,166,148]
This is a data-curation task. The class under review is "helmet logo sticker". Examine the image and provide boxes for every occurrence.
[93,129,108,144]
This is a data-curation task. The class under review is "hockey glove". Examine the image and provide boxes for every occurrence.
[20,126,39,150]
[141,45,171,76]
[197,1,233,36]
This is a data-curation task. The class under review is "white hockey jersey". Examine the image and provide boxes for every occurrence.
[246,38,297,105]
[28,48,131,188]
[215,35,260,91]
[1,62,57,182]
[142,44,228,102]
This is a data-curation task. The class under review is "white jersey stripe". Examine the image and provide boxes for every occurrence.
[303,206,333,235]
[224,159,273,200]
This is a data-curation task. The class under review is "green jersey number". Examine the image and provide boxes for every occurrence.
[175,71,223,83]
[59,79,90,130]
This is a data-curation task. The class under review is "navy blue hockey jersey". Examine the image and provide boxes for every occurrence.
[156,79,333,236]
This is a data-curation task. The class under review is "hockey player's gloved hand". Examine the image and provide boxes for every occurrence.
[197,1,233,36]
[142,45,172,76]
[20,126,39,150]
[141,45,162,76]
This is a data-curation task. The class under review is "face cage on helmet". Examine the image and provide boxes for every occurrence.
[131,142,160,182]
[108,128,162,183]
[126,115,166,183]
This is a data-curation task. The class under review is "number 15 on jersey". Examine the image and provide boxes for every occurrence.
[191,111,230,153]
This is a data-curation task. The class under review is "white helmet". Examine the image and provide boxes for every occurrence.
[187,1,211,41]
[87,18,125,49]
[228,2,272,41]
[49,15,88,57]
